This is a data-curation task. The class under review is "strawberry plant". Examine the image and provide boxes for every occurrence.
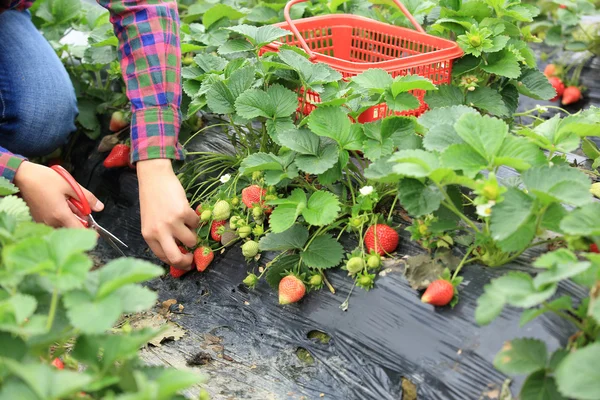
[0,178,205,398]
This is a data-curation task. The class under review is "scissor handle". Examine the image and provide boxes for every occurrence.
[283,0,426,58]
[51,165,92,216]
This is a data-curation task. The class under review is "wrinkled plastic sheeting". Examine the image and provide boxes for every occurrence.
[73,117,586,400]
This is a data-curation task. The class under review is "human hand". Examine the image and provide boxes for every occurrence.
[137,159,199,270]
[14,161,104,228]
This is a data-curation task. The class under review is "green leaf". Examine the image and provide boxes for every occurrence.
[114,284,158,313]
[66,294,122,334]
[0,177,18,196]
[533,261,591,289]
[520,370,565,400]
[228,24,289,48]
[51,0,81,24]
[156,369,206,398]
[493,272,557,308]
[240,153,284,175]
[398,179,443,216]
[494,338,548,376]
[490,188,535,242]
[268,189,307,233]
[0,196,31,222]
[1,361,92,399]
[454,112,508,161]
[235,84,298,119]
[278,50,342,86]
[218,39,254,55]
[1,237,53,287]
[352,68,393,91]
[475,289,506,325]
[480,49,521,79]
[362,121,395,161]
[39,253,92,292]
[363,157,401,183]
[465,86,509,117]
[420,106,477,152]
[384,91,421,113]
[246,6,278,23]
[389,149,440,178]
[441,144,488,178]
[194,53,228,73]
[555,343,600,399]
[495,136,546,171]
[522,165,592,207]
[278,128,320,155]
[7,293,37,324]
[301,235,344,269]
[203,4,246,30]
[423,84,464,108]
[47,228,97,266]
[76,99,100,131]
[391,75,436,97]
[516,68,556,100]
[95,258,163,299]
[295,144,339,174]
[308,106,365,150]
[560,203,600,236]
[265,254,300,289]
[302,191,340,226]
[520,296,572,326]
[258,224,309,251]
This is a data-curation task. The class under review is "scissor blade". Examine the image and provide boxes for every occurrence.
[103,235,127,257]
[88,215,129,250]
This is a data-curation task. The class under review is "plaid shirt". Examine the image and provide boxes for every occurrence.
[0,0,184,182]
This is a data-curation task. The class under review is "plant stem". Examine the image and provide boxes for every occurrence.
[46,289,59,331]
[320,271,335,294]
[345,168,356,204]
[387,195,398,221]
[451,248,475,281]
[542,302,585,331]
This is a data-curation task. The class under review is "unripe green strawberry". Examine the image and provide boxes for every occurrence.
[200,210,212,222]
[367,254,381,269]
[309,274,322,287]
[469,35,481,47]
[253,225,264,236]
[212,200,231,221]
[252,171,263,181]
[231,197,240,206]
[252,206,263,219]
[346,257,365,275]
[238,225,252,238]
[242,240,259,258]
[243,273,258,287]
[350,217,363,228]
[229,215,241,229]
[357,273,374,290]
[264,194,277,202]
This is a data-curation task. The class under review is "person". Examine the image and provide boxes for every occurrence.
[0,0,198,271]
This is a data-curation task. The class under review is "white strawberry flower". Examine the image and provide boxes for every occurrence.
[359,186,374,196]
[476,201,496,218]
[535,105,548,114]
[220,174,231,183]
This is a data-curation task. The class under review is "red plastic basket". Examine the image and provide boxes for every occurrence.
[262,0,463,122]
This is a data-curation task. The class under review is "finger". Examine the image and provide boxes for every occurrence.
[183,207,200,229]
[145,238,169,264]
[56,209,86,229]
[82,187,104,212]
[174,223,197,248]
[160,235,194,269]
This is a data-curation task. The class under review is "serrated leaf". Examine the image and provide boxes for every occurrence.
[352,68,393,91]
[235,84,297,119]
[194,53,228,73]
[516,68,556,100]
[66,294,122,334]
[481,49,521,79]
[51,0,81,24]
[389,149,440,178]
[0,177,18,196]
[95,258,163,299]
[555,343,600,399]
[265,254,300,289]
[494,338,547,375]
[278,50,342,86]
[398,178,443,216]
[240,153,284,175]
[533,261,591,289]
[301,235,344,269]
[278,128,320,155]
[0,196,31,222]
[218,39,254,55]
[76,99,100,131]
[384,91,421,113]
[423,84,464,108]
[490,188,536,246]
[295,144,339,174]
[495,136,546,171]
[454,112,508,161]
[520,371,565,400]
[203,4,246,30]
[522,165,592,207]
[391,75,436,97]
[259,224,309,251]
[302,191,340,226]
[269,189,307,233]
[228,24,289,47]
[441,144,488,178]
[559,203,600,236]
[465,86,509,117]
[7,293,37,324]
[494,272,557,308]
[308,106,365,150]
[363,157,401,183]
[475,289,506,325]
[114,284,158,313]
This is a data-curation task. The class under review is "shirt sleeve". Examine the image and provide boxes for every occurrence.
[0,148,26,183]
[97,0,185,163]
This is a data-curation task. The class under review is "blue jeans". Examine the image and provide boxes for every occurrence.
[0,10,77,157]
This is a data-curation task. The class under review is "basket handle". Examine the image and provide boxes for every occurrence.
[283,0,426,58]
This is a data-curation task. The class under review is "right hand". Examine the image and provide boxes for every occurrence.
[14,161,104,228]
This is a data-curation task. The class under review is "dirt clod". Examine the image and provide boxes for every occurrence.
[186,351,213,366]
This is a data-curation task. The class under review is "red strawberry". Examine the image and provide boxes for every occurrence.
[51,358,64,370]
[103,144,130,168]
[590,243,599,253]
[549,77,565,101]
[210,220,227,242]
[195,204,202,216]
[47,158,62,167]
[364,224,399,256]
[279,275,306,304]
[562,86,582,105]
[559,4,567,8]
[169,246,191,278]
[194,246,214,272]
[421,279,454,306]
[544,64,557,77]
[241,185,267,209]
[109,111,129,132]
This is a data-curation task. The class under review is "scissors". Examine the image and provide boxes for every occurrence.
[51,165,129,257]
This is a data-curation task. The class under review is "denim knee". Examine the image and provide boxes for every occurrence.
[0,10,78,157]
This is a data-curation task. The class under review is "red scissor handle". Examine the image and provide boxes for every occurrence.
[283,0,426,58]
[51,165,92,225]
